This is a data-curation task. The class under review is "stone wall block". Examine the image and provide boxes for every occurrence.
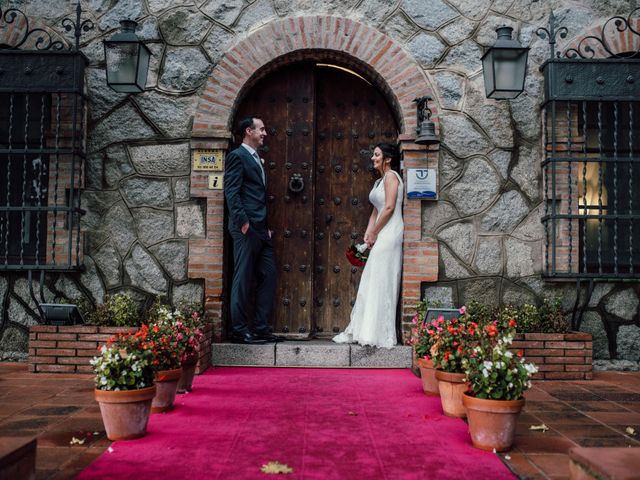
[481,190,529,233]
[86,68,127,122]
[475,237,502,275]
[102,203,137,256]
[448,0,491,20]
[121,177,173,208]
[234,0,277,33]
[132,208,174,246]
[439,17,476,45]
[580,311,609,359]
[403,0,457,29]
[174,177,190,202]
[459,278,501,307]
[604,289,640,321]
[159,47,212,91]
[92,242,122,288]
[176,203,206,238]
[422,200,458,236]
[505,238,538,278]
[438,149,463,187]
[511,204,544,242]
[98,0,146,31]
[446,157,500,215]
[159,7,211,45]
[172,281,205,307]
[202,25,236,66]
[488,149,511,179]
[512,143,542,202]
[439,113,493,159]
[436,221,475,263]
[80,256,106,304]
[433,71,465,110]
[124,244,168,295]
[466,78,514,149]
[129,143,190,176]
[88,103,157,153]
[104,145,134,189]
[440,39,483,73]
[616,324,640,361]
[134,93,198,139]
[440,245,472,279]
[149,240,189,281]
[201,0,245,26]
[422,286,455,308]
[382,10,419,43]
[407,33,446,68]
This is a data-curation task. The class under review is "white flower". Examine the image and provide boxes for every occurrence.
[100,376,107,385]
[508,382,513,388]
[483,361,493,370]
[482,369,489,378]
[504,351,513,359]
[100,345,107,354]
[356,243,368,254]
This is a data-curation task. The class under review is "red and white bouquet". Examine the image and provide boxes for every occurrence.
[345,243,369,267]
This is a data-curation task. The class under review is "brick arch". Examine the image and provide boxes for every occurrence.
[189,16,439,342]
[192,16,433,139]
[563,16,640,58]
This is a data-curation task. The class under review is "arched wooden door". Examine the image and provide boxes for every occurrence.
[232,62,398,338]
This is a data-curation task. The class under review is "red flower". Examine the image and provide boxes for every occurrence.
[508,319,517,328]
[517,350,524,358]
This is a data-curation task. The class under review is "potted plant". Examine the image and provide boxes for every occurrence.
[431,307,478,418]
[408,305,440,396]
[91,334,155,440]
[462,320,538,452]
[175,305,204,393]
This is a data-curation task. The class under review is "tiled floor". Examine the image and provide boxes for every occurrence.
[0,362,639,479]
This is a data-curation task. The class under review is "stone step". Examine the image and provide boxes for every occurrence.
[212,340,412,368]
[569,447,640,480]
[0,436,37,480]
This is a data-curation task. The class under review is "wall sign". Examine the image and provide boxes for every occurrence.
[193,149,224,171]
[208,174,224,190]
[407,168,437,200]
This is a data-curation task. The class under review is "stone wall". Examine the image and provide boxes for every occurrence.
[0,0,638,366]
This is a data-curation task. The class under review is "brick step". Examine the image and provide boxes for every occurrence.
[212,340,412,368]
[569,447,640,480]
[0,436,37,480]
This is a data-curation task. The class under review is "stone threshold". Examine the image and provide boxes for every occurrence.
[212,340,412,368]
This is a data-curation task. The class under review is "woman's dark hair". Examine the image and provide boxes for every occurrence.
[375,142,400,171]
[236,116,258,138]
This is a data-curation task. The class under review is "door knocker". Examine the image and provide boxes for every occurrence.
[288,173,304,193]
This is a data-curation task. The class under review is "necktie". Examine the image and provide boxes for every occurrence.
[253,152,266,185]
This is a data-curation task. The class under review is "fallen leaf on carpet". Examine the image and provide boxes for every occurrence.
[69,437,85,445]
[504,455,511,460]
[261,461,293,474]
[529,423,549,432]
[348,411,358,416]
[107,447,114,453]
[625,427,637,436]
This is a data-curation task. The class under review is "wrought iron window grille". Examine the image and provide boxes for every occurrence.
[0,4,93,320]
[538,10,640,329]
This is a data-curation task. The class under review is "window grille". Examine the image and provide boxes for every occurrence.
[0,7,89,272]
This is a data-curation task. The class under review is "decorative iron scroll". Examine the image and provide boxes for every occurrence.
[0,3,93,51]
[564,7,640,59]
[0,7,65,50]
[536,11,568,59]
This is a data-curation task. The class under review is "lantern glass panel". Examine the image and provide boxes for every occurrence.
[105,42,141,92]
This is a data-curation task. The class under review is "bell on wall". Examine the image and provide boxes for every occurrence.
[414,96,439,146]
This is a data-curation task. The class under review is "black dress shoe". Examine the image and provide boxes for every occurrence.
[253,332,286,342]
[230,332,267,344]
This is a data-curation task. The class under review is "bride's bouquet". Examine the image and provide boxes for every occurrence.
[346,243,369,267]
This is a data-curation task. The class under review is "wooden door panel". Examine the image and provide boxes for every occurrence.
[231,62,397,337]
[313,66,398,336]
[234,64,315,336]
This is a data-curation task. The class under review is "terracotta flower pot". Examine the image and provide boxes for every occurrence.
[462,393,525,452]
[177,354,198,394]
[416,357,439,396]
[152,367,182,413]
[434,370,468,418]
[95,385,156,441]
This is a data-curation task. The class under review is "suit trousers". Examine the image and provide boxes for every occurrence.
[230,227,277,335]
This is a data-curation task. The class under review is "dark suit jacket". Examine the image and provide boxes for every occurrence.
[224,145,268,235]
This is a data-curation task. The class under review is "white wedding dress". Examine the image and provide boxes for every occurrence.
[333,170,404,348]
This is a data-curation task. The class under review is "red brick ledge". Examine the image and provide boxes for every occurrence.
[511,331,593,380]
[28,324,213,374]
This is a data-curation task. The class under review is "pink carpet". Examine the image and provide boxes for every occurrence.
[79,368,515,479]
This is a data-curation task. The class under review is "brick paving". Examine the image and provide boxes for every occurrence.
[0,362,639,479]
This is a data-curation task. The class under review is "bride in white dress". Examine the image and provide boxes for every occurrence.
[333,143,404,348]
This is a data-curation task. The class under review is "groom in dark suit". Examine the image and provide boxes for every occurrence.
[224,116,281,344]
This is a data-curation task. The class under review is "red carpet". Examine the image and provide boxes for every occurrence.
[79,368,515,479]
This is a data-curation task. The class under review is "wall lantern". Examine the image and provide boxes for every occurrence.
[481,26,529,99]
[414,96,439,145]
[103,20,151,93]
